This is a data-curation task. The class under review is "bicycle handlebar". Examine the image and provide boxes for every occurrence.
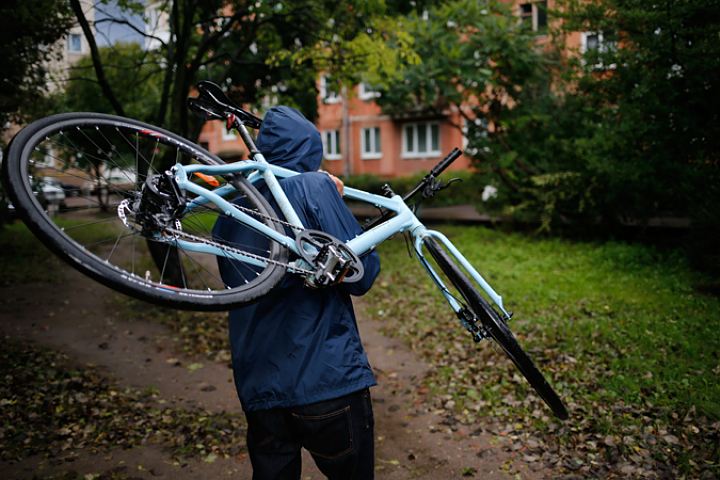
[429,147,463,179]
[401,148,463,203]
[362,148,464,231]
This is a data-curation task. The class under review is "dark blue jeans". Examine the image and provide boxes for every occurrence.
[244,388,374,480]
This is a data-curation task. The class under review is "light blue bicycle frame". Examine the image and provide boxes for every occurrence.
[170,152,510,319]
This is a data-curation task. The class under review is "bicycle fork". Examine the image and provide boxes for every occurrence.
[411,228,511,341]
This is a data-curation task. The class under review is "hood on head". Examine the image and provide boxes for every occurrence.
[256,106,322,173]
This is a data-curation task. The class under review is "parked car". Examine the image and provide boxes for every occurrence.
[81,169,136,197]
[33,177,66,212]
[61,182,81,197]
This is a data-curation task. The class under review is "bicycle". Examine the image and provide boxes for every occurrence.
[2,81,569,419]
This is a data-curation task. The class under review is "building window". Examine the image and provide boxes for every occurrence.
[403,122,440,158]
[322,130,341,160]
[519,1,547,33]
[361,127,381,159]
[580,32,617,69]
[319,75,341,104]
[68,33,83,53]
[358,83,380,100]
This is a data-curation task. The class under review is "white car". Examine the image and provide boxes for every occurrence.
[39,178,66,204]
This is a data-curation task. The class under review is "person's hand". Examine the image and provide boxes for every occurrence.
[320,170,344,196]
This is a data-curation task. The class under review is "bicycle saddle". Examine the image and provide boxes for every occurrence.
[188,81,263,129]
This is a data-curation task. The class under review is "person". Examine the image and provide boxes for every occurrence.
[212,106,381,480]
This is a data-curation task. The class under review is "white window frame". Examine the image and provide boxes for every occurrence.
[322,129,341,160]
[360,127,382,160]
[68,33,83,53]
[518,1,547,33]
[319,75,341,104]
[358,82,380,101]
[580,32,617,69]
[402,122,441,158]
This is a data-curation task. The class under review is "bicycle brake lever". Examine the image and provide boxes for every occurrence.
[437,177,463,191]
[421,177,463,199]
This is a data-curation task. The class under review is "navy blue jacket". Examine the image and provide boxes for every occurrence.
[213,106,380,411]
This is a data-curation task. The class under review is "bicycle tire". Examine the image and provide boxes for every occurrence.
[3,112,288,311]
[424,237,569,419]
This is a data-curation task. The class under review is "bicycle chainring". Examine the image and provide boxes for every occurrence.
[295,230,364,287]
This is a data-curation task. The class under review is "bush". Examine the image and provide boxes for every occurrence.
[342,170,488,208]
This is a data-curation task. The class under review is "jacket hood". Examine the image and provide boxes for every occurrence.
[256,106,322,173]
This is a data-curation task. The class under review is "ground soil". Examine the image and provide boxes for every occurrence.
[0,265,547,479]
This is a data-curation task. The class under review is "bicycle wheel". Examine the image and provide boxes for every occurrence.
[423,237,568,419]
[3,112,288,311]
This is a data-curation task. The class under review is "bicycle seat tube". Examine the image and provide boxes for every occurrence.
[232,116,304,229]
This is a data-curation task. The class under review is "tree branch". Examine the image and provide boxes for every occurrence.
[93,18,168,47]
[70,0,125,116]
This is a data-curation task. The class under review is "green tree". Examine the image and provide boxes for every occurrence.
[63,43,163,122]
[374,0,553,214]
[0,0,73,129]
[558,0,720,223]
[70,0,420,142]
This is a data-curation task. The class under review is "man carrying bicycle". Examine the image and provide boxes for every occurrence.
[213,105,381,479]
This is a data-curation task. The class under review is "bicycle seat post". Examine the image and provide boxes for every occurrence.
[228,114,260,157]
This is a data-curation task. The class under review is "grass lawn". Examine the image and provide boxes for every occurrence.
[364,225,719,478]
[0,222,63,285]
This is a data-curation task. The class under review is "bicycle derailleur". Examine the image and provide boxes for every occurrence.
[118,171,186,237]
[295,230,364,288]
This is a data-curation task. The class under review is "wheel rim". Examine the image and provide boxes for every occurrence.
[12,115,286,306]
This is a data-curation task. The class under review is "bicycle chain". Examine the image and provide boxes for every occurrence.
[230,198,304,232]
[163,226,312,275]
[119,197,311,275]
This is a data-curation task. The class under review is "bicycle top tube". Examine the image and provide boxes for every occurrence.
[174,159,425,258]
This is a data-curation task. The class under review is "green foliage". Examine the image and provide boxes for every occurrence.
[268,1,420,96]
[342,170,484,208]
[0,0,73,128]
[63,43,163,123]
[60,0,426,138]
[376,0,543,116]
[377,0,720,240]
[556,0,720,221]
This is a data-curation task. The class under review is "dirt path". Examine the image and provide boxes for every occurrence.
[1,266,545,479]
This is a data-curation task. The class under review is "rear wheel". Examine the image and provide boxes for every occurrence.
[3,112,288,311]
[424,237,568,419]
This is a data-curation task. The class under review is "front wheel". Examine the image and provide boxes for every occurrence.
[2,112,288,311]
[424,238,569,420]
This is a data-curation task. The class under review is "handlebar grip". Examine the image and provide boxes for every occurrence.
[430,148,463,177]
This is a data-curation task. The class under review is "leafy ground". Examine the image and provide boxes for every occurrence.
[0,338,246,464]
[0,223,247,472]
[1,222,533,479]
[363,225,719,479]
[117,298,232,366]
[0,222,63,285]
[3,220,718,478]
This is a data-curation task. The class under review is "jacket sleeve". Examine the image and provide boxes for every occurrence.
[309,174,381,296]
